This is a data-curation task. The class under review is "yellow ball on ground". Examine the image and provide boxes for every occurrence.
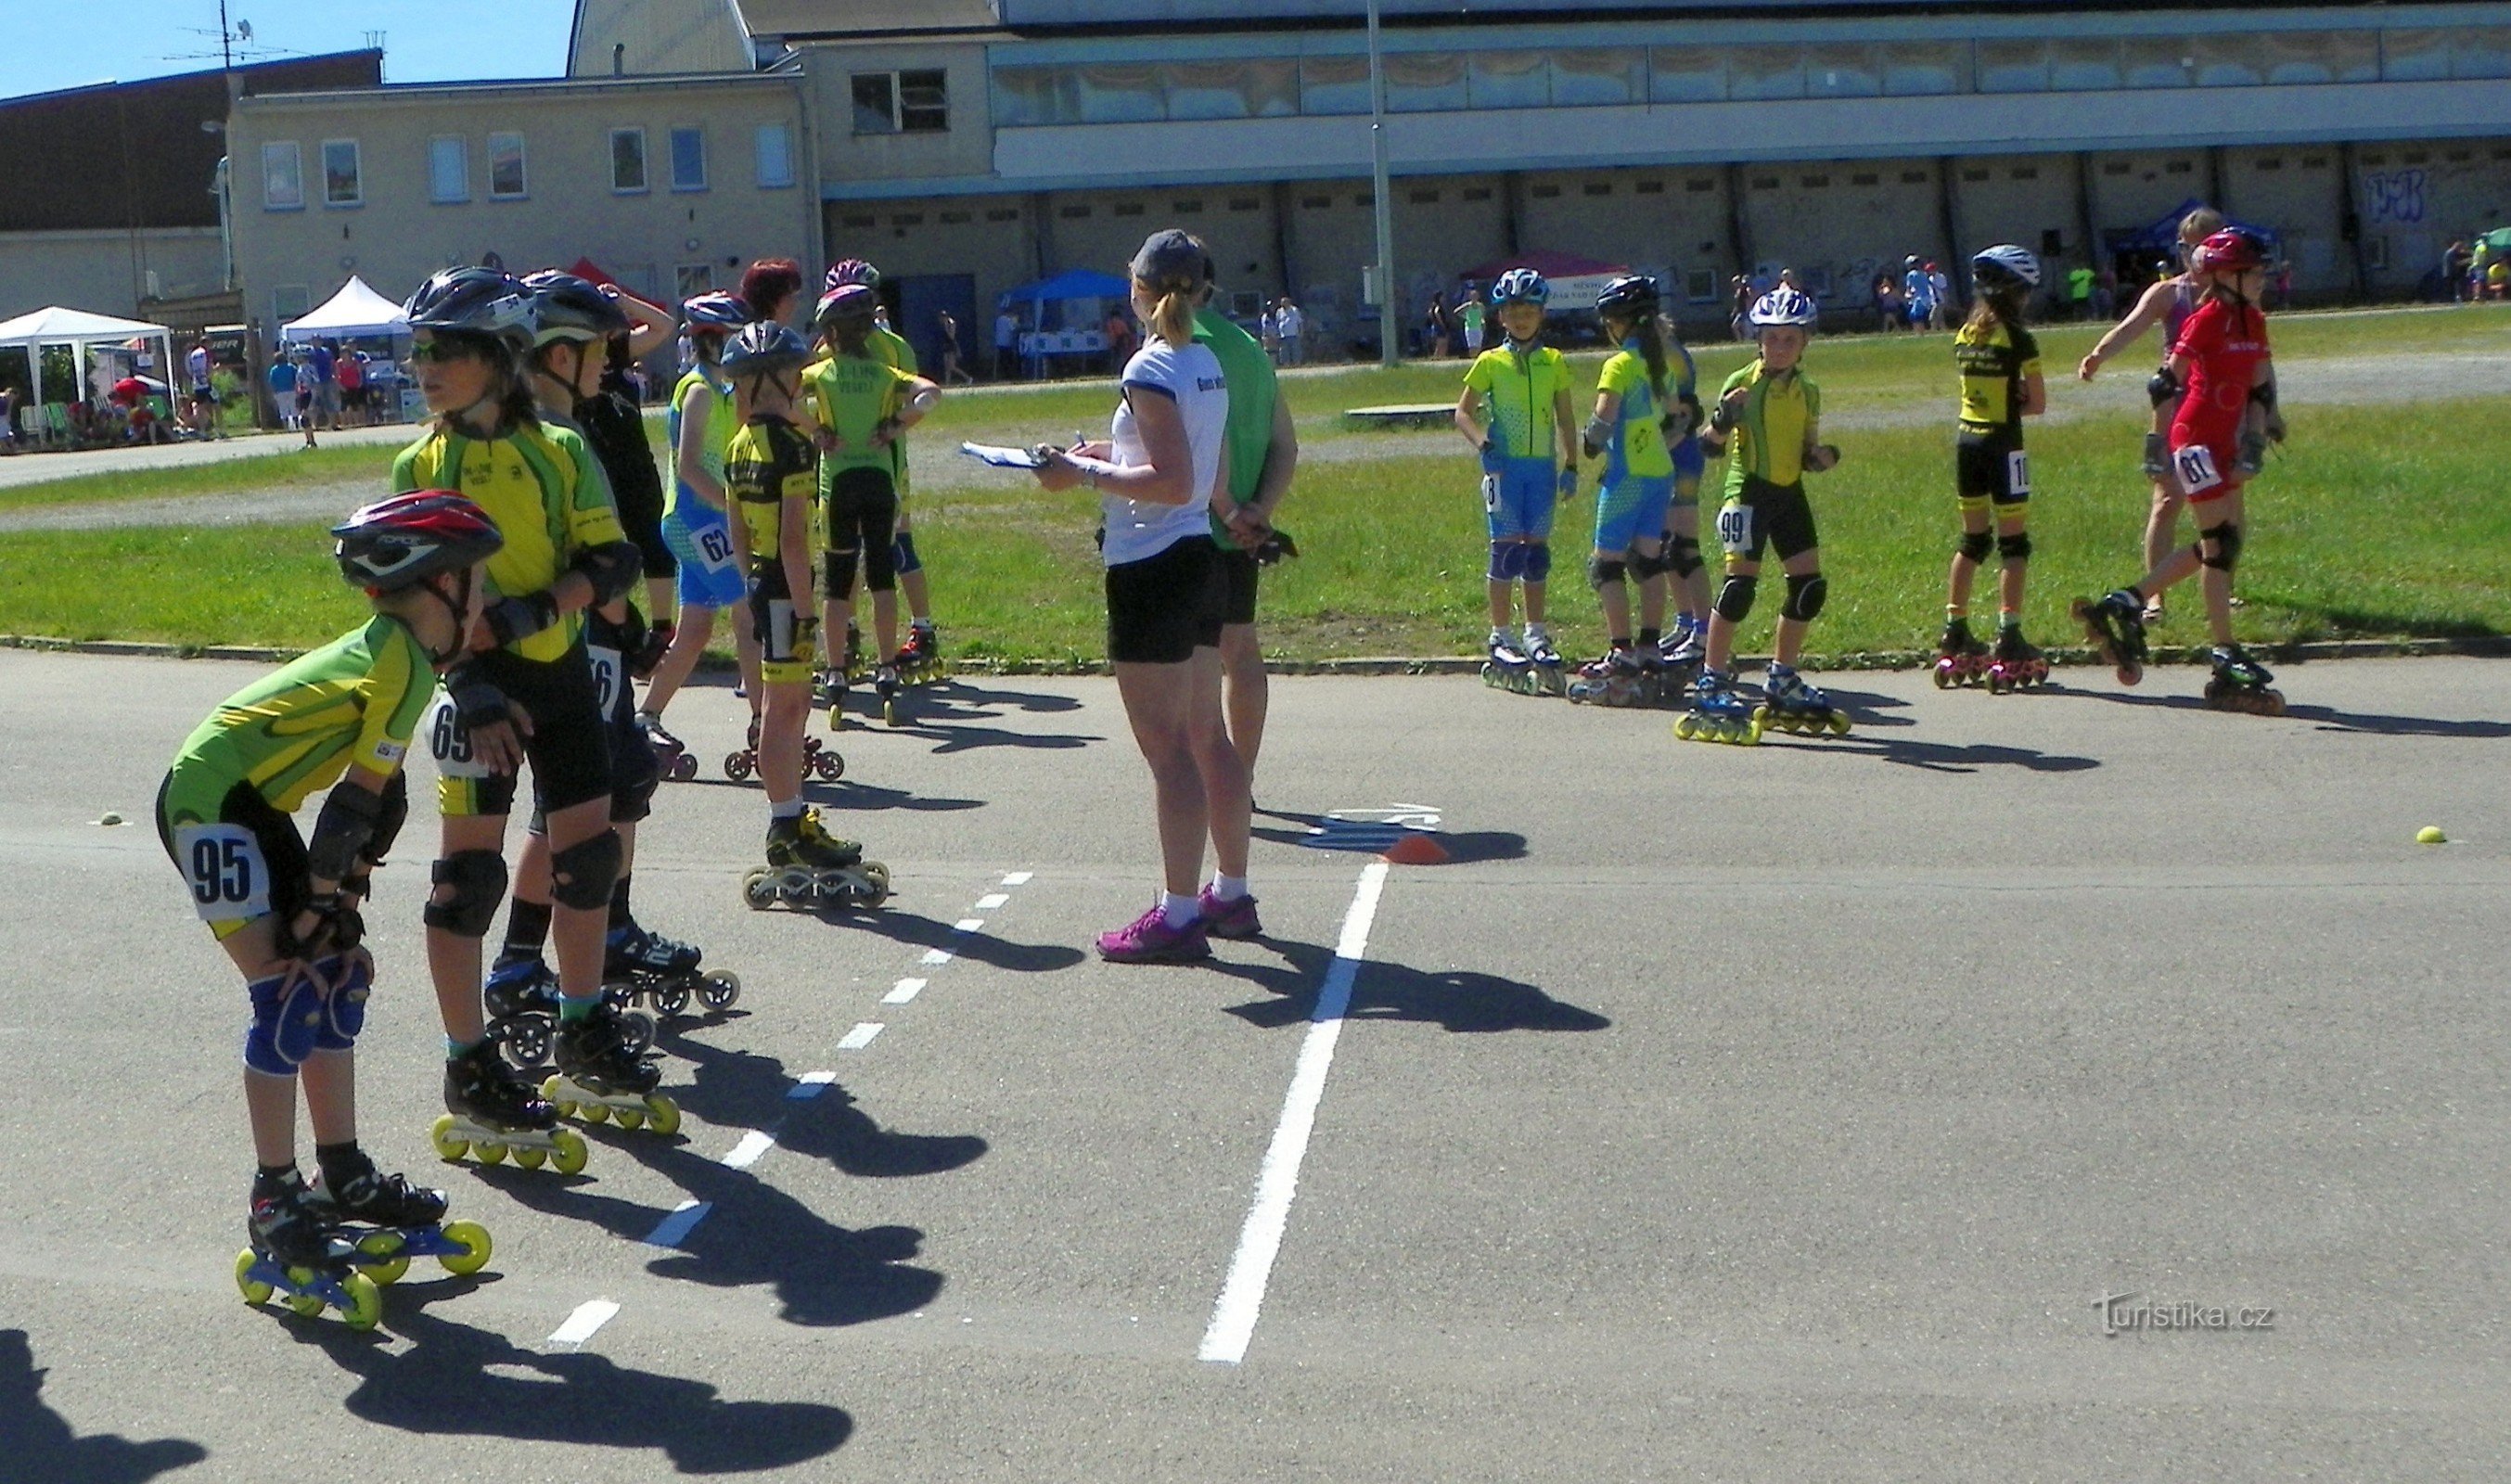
[2415,825,2446,845]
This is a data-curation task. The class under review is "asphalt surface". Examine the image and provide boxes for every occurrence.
[2,650,2506,1481]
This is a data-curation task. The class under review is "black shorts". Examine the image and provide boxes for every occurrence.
[1215,546,1260,627]
[157,774,310,934]
[1105,536,1222,665]
[1955,431,2031,512]
[528,613,656,828]
[1716,476,1819,567]
[824,466,901,593]
[442,643,612,819]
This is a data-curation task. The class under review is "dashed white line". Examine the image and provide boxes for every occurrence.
[643,1199,712,1249]
[838,1021,885,1050]
[548,1298,620,1348]
[789,1070,836,1099]
[1198,860,1390,1366]
[1001,871,1033,886]
[918,947,954,966]
[722,1129,778,1171]
[954,917,986,932]
[975,893,1010,910]
[883,977,928,1005]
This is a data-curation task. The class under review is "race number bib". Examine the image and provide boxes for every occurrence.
[1716,503,1756,556]
[696,523,737,571]
[587,645,624,718]
[2172,443,2223,496]
[2005,449,2031,497]
[423,693,493,780]
[1480,474,1500,516]
[176,823,272,920]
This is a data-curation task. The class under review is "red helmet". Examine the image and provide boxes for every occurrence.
[332,491,503,592]
[2195,227,2271,275]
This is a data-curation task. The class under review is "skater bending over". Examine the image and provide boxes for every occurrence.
[1571,274,1682,703]
[1454,267,1579,691]
[1936,246,2051,692]
[2076,227,2285,712]
[160,493,500,1298]
[1032,229,1255,962]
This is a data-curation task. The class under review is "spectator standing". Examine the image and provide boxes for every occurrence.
[1424,296,1452,359]
[308,339,341,432]
[937,309,973,386]
[337,350,366,428]
[1903,257,1936,330]
[0,383,17,451]
[2443,239,2473,301]
[1275,297,1304,366]
[183,339,214,438]
[1729,275,1755,339]
[1928,262,1954,328]
[2094,264,2119,321]
[1458,288,1487,355]
[266,352,298,432]
[1257,301,1280,363]
[1105,303,1135,374]
[2067,262,2096,320]
[1875,275,1903,331]
[993,305,1019,380]
[290,345,318,447]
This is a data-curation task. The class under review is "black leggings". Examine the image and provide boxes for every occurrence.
[823,466,900,595]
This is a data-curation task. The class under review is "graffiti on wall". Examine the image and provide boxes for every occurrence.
[2363,170,2428,225]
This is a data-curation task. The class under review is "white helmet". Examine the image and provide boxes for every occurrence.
[1971,244,2042,291]
[1748,287,1818,329]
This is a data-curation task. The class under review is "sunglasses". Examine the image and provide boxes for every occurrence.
[410,339,488,365]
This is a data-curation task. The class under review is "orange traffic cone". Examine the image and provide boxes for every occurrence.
[1380,831,1450,865]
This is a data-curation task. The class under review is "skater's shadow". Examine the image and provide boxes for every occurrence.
[831,684,1101,756]
[842,908,1086,973]
[1820,687,1918,729]
[0,1329,206,1483]
[303,1298,854,1470]
[2054,686,2511,736]
[1207,940,1611,1034]
[808,777,986,812]
[1803,733,2101,774]
[1249,806,1529,864]
[651,1030,989,1180]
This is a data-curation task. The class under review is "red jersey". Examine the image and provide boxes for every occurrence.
[2169,296,2268,446]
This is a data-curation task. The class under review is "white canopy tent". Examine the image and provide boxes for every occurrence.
[281,276,409,341]
[0,305,176,411]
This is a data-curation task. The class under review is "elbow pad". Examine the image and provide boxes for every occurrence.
[2146,365,2182,408]
[571,540,643,607]
[2248,378,2278,410]
[306,783,386,886]
[481,592,557,648]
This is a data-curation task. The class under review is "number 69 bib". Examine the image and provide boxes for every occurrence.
[423,693,493,780]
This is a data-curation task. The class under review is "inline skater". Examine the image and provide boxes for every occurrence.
[1195,257,1300,779]
[392,267,660,1166]
[162,493,503,1321]
[2076,227,2285,713]
[811,260,946,684]
[1936,246,2051,693]
[1570,275,1681,704]
[1454,267,1579,693]
[1680,286,1850,744]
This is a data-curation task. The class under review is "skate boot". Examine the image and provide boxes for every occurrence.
[902,621,942,684]
[235,1168,381,1329]
[2203,645,2286,715]
[434,1040,588,1174]
[482,953,557,1069]
[1658,620,1706,690]
[308,1150,492,1286]
[1481,634,1537,696]
[640,713,698,783]
[1525,633,1569,696]
[545,1003,681,1135]
[605,921,740,1020]
[876,660,906,727]
[744,808,891,911]
[1754,662,1853,737]
[1933,617,1992,689]
[1633,649,1677,708]
[1674,667,1760,745]
[1986,625,2051,694]
[2070,589,2148,685]
[1566,647,1645,707]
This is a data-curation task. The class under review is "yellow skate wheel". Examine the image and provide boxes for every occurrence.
[511,1145,546,1171]
[339,1273,383,1332]
[1827,713,1852,736]
[612,1106,646,1131]
[863,862,891,896]
[645,1095,683,1137]
[1673,716,1696,740]
[475,1139,507,1166]
[429,1114,469,1162]
[580,1100,611,1125]
[741,869,778,910]
[552,1128,590,1176]
[357,1242,412,1285]
[283,1270,326,1317]
[439,1220,493,1277]
[235,1250,273,1306]
[826,704,845,732]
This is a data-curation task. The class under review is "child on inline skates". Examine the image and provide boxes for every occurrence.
[1936,246,2051,693]
[724,321,890,906]
[1653,316,1711,673]
[1681,287,1850,744]
[1571,275,1683,704]
[2075,227,2286,713]
[161,493,503,1322]
[1454,267,1579,692]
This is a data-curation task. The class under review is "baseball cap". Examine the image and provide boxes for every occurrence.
[1129,229,1207,292]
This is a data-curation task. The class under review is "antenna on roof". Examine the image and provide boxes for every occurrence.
[236,19,252,41]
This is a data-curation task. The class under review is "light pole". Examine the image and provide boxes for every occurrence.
[1367,0,1398,366]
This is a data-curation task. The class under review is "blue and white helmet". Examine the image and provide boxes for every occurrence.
[1491,267,1550,307]
[1971,244,2041,291]
[1748,287,1818,329]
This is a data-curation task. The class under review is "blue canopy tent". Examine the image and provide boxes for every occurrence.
[997,268,1133,377]
[2107,198,2279,262]
[998,268,1132,324]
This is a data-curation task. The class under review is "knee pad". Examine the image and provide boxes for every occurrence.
[243,968,326,1077]
[547,828,622,911]
[422,850,507,937]
[1782,572,1828,621]
[1715,572,1758,623]
[824,547,861,600]
[1524,544,1552,583]
[890,531,922,576]
[1487,542,1528,582]
[864,538,898,594]
[2200,522,2241,572]
[1957,530,1993,564]
[1669,536,1703,578]
[1996,531,2033,565]
[1586,556,1628,591]
[313,951,373,1052]
[1629,549,1672,582]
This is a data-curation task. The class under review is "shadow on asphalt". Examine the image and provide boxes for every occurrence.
[654,1028,990,1180]
[0,1329,206,1483]
[1250,805,1531,865]
[1209,939,1610,1034]
[836,907,1087,973]
[830,682,1104,757]
[659,772,986,813]
[292,1297,854,1470]
[2050,684,2511,737]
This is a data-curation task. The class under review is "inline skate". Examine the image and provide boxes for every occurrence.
[724,711,845,784]
[1566,648,1645,707]
[544,1003,681,1136]
[605,921,738,1021]
[1656,620,1705,696]
[2071,589,2147,686]
[1481,634,1540,696]
[1674,667,1760,745]
[1754,662,1853,737]
[308,1151,493,1287]
[900,621,942,685]
[433,1041,589,1174]
[1986,625,2051,694]
[235,1169,381,1330]
[875,660,906,728]
[482,952,559,1069]
[1933,617,1992,689]
[743,807,891,911]
[639,713,698,783]
[1525,633,1569,696]
[2203,645,2286,715]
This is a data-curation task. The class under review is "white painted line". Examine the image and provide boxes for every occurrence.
[789,1071,836,1099]
[954,917,986,933]
[643,1200,712,1249]
[838,1021,885,1051]
[722,1129,778,1171]
[547,1298,620,1348]
[1198,860,1391,1366]
[1001,871,1032,886]
[919,948,954,966]
[883,978,928,1005]
[975,893,1009,910]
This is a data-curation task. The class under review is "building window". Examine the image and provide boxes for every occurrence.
[1114,201,1146,216]
[940,210,971,224]
[488,132,527,198]
[841,213,875,228]
[674,263,713,298]
[610,128,647,193]
[320,140,361,207]
[273,285,311,323]
[429,136,468,203]
[854,70,949,134]
[1530,184,1562,198]
[985,207,1019,222]
[1635,179,1665,194]
[1686,269,1718,302]
[1172,198,1203,213]
[261,142,302,210]
[756,123,795,188]
[670,127,706,191]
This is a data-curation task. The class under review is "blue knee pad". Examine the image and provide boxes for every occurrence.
[1488,542,1531,582]
[244,968,326,1076]
[1525,544,1552,582]
[891,532,922,576]
[313,951,373,1051]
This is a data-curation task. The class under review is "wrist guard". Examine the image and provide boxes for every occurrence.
[481,593,557,647]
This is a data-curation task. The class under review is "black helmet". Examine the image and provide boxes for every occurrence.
[720,321,813,379]
[404,267,535,357]
[332,491,504,593]
[1594,274,1660,321]
[521,270,629,345]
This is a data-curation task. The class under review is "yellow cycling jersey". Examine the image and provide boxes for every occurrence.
[1954,320,2043,439]
[166,616,434,815]
[1463,341,1571,465]
[801,353,917,480]
[667,368,734,516]
[1716,361,1822,494]
[391,420,625,663]
[724,415,820,575]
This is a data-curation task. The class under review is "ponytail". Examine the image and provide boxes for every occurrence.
[1147,288,1194,349]
[1963,286,2026,339]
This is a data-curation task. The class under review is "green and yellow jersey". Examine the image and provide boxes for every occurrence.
[164,616,434,819]
[666,367,735,517]
[391,420,626,664]
[1716,361,1822,494]
[1463,342,1572,465]
[801,353,917,483]
[1954,320,2042,441]
[1596,347,1675,482]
